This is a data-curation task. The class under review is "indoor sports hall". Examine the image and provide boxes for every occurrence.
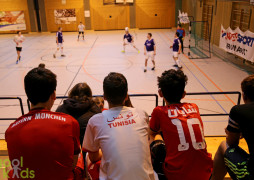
[0,0,254,180]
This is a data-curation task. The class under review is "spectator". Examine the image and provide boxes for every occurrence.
[211,75,254,180]
[149,69,213,180]
[92,97,106,112]
[56,82,101,145]
[5,68,80,180]
[83,72,155,180]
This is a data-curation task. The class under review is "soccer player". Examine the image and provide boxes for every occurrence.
[77,22,85,41]
[5,68,80,180]
[211,75,254,180]
[53,27,65,58]
[122,27,140,53]
[149,69,213,180]
[170,32,182,69]
[144,33,156,72]
[82,72,155,180]
[13,31,25,64]
[176,24,185,53]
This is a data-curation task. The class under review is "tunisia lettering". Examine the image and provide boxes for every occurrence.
[107,112,136,128]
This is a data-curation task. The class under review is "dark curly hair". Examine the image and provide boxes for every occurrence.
[158,69,188,103]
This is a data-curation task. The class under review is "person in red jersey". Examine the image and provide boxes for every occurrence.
[149,69,213,180]
[5,67,80,180]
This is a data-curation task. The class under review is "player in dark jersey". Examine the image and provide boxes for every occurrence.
[122,27,140,53]
[5,67,80,180]
[211,75,254,180]
[144,33,156,72]
[176,24,185,53]
[53,27,65,58]
[149,69,213,180]
[170,32,182,69]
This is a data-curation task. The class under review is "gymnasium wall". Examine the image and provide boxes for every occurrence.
[90,0,130,30]
[136,0,175,29]
[44,0,85,32]
[0,0,31,34]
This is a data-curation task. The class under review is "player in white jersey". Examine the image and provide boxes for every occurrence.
[13,31,25,64]
[122,27,140,53]
[77,22,85,41]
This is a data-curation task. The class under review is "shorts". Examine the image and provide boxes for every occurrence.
[224,146,254,180]
[146,51,155,60]
[16,47,22,52]
[173,51,179,58]
[79,31,84,34]
[57,43,63,48]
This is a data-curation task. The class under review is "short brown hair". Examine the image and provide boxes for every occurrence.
[241,75,254,101]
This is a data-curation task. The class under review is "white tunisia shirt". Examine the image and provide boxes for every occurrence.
[83,106,155,180]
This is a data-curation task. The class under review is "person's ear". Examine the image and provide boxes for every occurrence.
[242,92,248,104]
[124,93,129,101]
[158,88,163,98]
[103,94,107,101]
[51,91,56,101]
[182,91,186,99]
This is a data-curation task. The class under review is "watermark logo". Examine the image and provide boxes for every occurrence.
[0,157,35,179]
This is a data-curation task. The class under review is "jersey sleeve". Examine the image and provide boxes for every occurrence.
[82,119,100,153]
[149,107,161,132]
[226,106,241,133]
[71,117,81,155]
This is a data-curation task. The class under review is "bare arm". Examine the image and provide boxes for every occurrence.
[154,45,156,55]
[144,45,146,54]
[225,129,241,147]
[72,154,79,169]
[88,149,102,164]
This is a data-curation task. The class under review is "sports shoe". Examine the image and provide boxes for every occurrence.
[121,50,125,53]
[173,64,178,67]
[144,69,147,72]
[61,54,66,57]
[151,67,155,71]
[16,60,18,64]
[138,50,140,53]
[53,54,56,58]
[178,66,183,69]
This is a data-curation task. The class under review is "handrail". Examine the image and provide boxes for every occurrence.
[27,94,159,111]
[0,97,24,120]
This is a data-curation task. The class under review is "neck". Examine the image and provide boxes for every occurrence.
[108,103,125,109]
[164,99,181,105]
[31,102,51,111]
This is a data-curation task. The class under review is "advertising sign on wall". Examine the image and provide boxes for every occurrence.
[0,11,26,31]
[54,9,76,24]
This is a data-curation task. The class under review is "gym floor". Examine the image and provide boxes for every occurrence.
[0,28,251,139]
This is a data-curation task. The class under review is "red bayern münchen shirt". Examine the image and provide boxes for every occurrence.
[149,103,213,180]
[5,109,80,180]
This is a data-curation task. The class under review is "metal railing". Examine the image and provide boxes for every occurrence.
[0,97,24,120]
[162,91,241,116]
[27,94,159,111]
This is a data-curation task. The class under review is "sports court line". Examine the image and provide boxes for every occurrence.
[161,31,236,106]
[157,31,228,114]
[60,36,99,105]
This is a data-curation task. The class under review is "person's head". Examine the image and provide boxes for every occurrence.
[177,24,182,28]
[38,63,45,68]
[241,75,254,103]
[80,22,82,24]
[58,27,62,32]
[17,31,21,36]
[93,97,105,111]
[24,68,57,109]
[147,33,152,39]
[68,83,92,103]
[103,72,128,106]
[158,69,188,104]
[175,32,180,38]
[125,27,129,34]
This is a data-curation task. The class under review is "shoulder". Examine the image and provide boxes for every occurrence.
[133,108,148,118]
[229,104,250,117]
[88,113,104,124]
